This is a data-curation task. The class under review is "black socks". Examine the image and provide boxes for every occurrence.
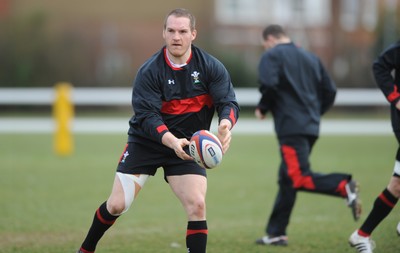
[186,220,208,253]
[80,201,119,252]
[360,188,398,235]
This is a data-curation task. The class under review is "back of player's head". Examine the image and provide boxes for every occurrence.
[164,8,196,32]
[262,24,286,40]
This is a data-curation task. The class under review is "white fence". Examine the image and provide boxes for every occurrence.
[0,117,392,135]
[0,87,388,107]
[0,87,392,134]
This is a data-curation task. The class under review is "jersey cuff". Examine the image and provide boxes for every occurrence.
[156,124,169,143]
[228,108,237,128]
[156,124,168,133]
[387,85,400,103]
[390,97,400,107]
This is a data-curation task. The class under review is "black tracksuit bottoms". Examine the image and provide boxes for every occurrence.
[266,135,352,236]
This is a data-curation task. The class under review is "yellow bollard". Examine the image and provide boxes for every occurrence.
[53,82,74,156]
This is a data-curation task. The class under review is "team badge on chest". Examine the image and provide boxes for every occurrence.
[191,71,201,84]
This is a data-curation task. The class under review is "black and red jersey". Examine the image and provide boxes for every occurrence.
[373,40,400,132]
[128,45,239,144]
[373,41,400,106]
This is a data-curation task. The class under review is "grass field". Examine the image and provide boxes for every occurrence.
[1,133,399,253]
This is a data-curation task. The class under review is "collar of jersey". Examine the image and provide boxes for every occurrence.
[164,47,192,70]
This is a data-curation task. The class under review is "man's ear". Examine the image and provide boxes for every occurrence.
[191,29,197,41]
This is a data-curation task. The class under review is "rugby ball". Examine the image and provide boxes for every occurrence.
[189,130,223,169]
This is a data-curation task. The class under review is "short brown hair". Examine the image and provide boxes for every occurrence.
[262,24,286,40]
[164,8,196,31]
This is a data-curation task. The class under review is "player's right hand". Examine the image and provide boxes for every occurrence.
[255,108,266,120]
[396,100,400,111]
[173,138,193,161]
[162,132,193,160]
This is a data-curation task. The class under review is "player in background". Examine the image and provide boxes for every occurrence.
[349,40,400,253]
[76,8,239,253]
[254,24,361,246]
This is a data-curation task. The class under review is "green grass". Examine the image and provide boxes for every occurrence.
[1,133,399,253]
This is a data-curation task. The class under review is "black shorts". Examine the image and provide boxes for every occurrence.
[116,140,207,180]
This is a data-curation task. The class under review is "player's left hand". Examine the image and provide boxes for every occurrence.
[218,119,232,154]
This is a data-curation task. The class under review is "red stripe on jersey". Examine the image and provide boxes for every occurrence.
[186,229,208,236]
[229,108,237,126]
[161,94,213,115]
[282,145,315,190]
[387,85,400,102]
[157,124,168,133]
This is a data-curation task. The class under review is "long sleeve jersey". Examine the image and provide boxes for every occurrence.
[373,41,400,131]
[128,45,239,144]
[373,41,400,105]
[257,42,336,138]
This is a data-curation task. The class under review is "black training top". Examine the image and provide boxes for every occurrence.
[373,40,400,132]
[128,45,239,144]
[257,42,336,138]
[373,41,400,105]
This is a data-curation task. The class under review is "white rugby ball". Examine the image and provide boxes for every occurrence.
[189,130,223,169]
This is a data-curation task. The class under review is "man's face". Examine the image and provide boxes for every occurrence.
[262,35,277,50]
[163,15,196,60]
